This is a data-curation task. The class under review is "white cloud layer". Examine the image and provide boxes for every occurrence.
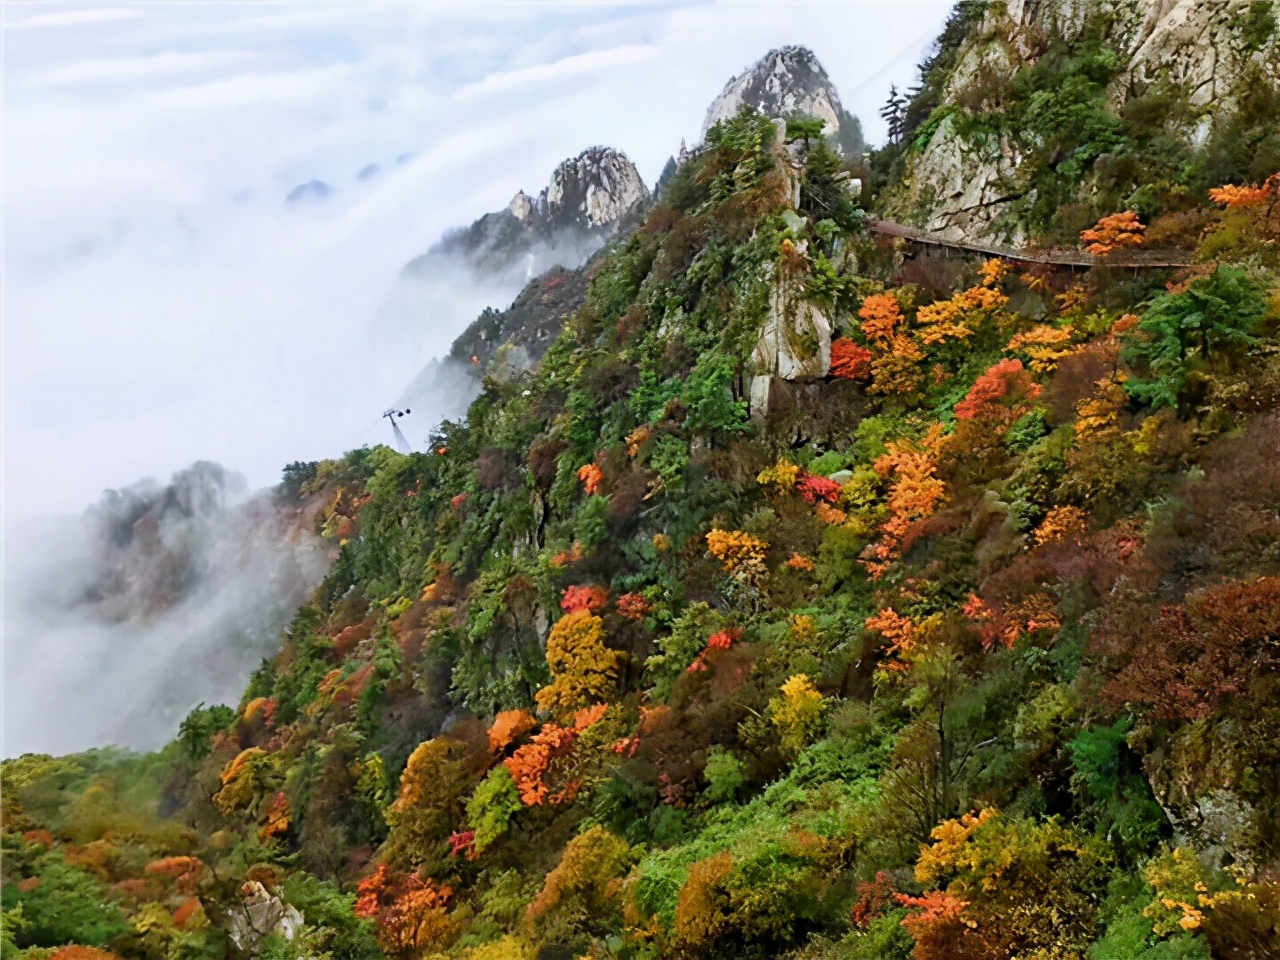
[4,0,950,521]
[2,0,950,752]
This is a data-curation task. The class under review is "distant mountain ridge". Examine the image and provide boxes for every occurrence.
[403,145,648,285]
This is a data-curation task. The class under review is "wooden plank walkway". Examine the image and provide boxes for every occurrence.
[869,219,1193,269]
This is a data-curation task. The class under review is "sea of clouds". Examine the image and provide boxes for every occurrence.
[2,0,950,755]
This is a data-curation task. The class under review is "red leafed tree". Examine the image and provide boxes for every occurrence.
[1102,576,1280,724]
[954,358,1040,423]
[851,870,897,928]
[560,584,609,613]
[447,830,476,859]
[796,473,842,504]
[830,338,873,379]
[355,864,458,958]
[687,627,743,673]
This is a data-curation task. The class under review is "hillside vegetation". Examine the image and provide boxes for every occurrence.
[5,7,1280,960]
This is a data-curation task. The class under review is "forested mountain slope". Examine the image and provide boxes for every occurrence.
[5,8,1280,960]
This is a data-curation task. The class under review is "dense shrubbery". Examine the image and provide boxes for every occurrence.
[5,11,1280,959]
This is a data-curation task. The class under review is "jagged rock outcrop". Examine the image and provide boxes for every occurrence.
[750,257,834,418]
[888,1,1280,244]
[701,46,865,157]
[227,881,305,952]
[4,462,330,754]
[749,121,843,418]
[1008,0,1278,113]
[377,148,645,417]
[403,146,648,285]
[1144,720,1264,872]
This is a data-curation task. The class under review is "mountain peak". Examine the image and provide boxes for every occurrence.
[544,146,648,230]
[701,45,863,155]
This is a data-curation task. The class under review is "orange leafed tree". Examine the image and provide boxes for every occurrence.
[857,293,903,344]
[505,723,578,805]
[1208,176,1276,208]
[1080,210,1145,255]
[616,592,650,621]
[865,608,930,660]
[488,709,538,754]
[258,790,290,840]
[895,890,973,955]
[577,463,603,494]
[50,949,127,960]
[503,705,606,805]
[863,425,947,576]
[355,864,458,958]
[172,897,204,929]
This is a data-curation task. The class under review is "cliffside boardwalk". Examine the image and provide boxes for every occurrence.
[869,218,1194,269]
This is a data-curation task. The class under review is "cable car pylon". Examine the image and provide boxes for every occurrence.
[382,407,412,453]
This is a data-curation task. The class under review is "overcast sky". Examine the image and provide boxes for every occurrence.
[3,0,953,521]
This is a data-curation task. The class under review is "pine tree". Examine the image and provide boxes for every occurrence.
[880,84,907,145]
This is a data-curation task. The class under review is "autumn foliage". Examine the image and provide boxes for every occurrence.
[488,709,538,754]
[1102,576,1280,724]
[355,864,458,958]
[504,704,608,805]
[1080,210,1145,255]
[796,473,841,504]
[953,358,1041,422]
[535,609,622,717]
[578,463,604,494]
[857,293,904,343]
[144,856,205,894]
[864,426,947,576]
[560,584,609,613]
[1208,175,1277,208]
[616,592,651,621]
[829,338,873,379]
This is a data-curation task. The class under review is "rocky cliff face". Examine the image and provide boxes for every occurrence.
[1007,0,1278,112]
[885,0,1280,244]
[701,45,865,157]
[405,146,648,286]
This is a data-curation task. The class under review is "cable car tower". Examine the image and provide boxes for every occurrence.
[382,407,412,453]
